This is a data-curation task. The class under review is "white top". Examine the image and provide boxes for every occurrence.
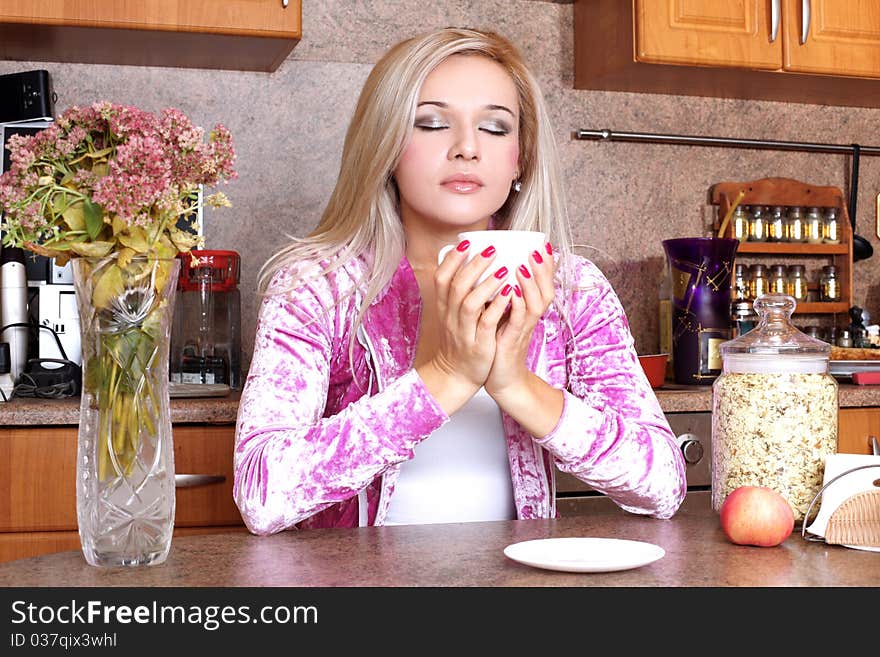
[383,387,516,526]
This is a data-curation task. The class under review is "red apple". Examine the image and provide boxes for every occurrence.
[719,486,795,547]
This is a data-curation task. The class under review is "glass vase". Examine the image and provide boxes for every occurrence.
[72,255,180,567]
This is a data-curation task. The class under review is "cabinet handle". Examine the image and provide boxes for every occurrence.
[282,0,289,7]
[801,0,811,44]
[770,0,780,42]
[175,474,226,488]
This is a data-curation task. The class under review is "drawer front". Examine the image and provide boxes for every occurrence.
[0,424,242,532]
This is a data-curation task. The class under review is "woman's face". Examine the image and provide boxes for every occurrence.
[394,54,520,235]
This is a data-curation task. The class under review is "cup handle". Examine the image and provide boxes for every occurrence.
[438,243,456,265]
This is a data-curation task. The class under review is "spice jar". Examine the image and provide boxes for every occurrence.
[712,294,837,523]
[769,264,788,295]
[732,263,750,301]
[786,206,806,242]
[731,205,749,241]
[748,205,767,241]
[786,264,808,302]
[767,206,786,242]
[822,207,840,244]
[749,263,768,300]
[819,265,840,302]
[805,207,823,244]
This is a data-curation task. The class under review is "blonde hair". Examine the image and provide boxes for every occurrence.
[259,27,572,345]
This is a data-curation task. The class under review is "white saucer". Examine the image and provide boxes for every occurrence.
[503,537,665,573]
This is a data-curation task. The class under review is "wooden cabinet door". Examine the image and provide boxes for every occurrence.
[0,424,242,533]
[0,0,300,37]
[635,0,780,69]
[782,0,880,77]
[838,407,880,454]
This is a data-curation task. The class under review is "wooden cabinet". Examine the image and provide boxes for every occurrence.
[0,423,244,563]
[711,177,853,322]
[838,407,880,454]
[0,0,301,71]
[575,0,880,108]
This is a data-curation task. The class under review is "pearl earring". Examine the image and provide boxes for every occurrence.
[512,180,522,192]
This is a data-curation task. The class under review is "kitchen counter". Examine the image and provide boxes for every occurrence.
[2,384,879,425]
[0,496,875,587]
[0,391,241,426]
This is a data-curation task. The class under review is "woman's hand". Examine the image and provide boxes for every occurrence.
[485,244,564,437]
[415,241,513,414]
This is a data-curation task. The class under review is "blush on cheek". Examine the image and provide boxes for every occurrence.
[508,143,519,172]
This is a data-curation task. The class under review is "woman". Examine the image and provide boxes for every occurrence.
[234,27,686,535]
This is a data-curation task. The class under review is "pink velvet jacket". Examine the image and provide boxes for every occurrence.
[234,253,687,535]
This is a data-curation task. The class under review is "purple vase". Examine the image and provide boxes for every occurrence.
[662,237,739,385]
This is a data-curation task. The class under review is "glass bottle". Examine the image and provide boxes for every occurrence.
[731,205,749,241]
[786,206,806,242]
[822,208,840,244]
[786,264,808,302]
[769,264,788,295]
[712,294,837,522]
[732,263,750,302]
[767,206,786,242]
[749,264,768,300]
[748,205,767,241]
[819,265,840,302]
[730,300,757,338]
[805,207,823,244]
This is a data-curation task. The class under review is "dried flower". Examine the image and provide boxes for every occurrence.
[0,101,237,279]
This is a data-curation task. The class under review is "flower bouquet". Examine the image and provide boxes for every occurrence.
[0,102,236,565]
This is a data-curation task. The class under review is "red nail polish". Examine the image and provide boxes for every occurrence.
[456,239,470,252]
[519,265,531,279]
[514,285,522,297]
[545,242,553,255]
[501,284,512,296]
[494,266,508,280]
[481,246,496,258]
[532,250,543,264]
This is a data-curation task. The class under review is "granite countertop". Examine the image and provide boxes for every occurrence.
[0,495,875,587]
[2,384,880,426]
[0,391,241,426]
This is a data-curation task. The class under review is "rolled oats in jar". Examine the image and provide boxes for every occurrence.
[711,294,837,523]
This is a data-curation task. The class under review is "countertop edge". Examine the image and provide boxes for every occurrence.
[2,384,879,426]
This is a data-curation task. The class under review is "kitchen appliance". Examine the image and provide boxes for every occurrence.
[662,237,739,385]
[556,412,711,514]
[170,250,241,390]
[0,245,28,381]
[0,70,54,124]
[36,283,80,365]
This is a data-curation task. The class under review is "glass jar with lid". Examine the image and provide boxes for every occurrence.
[819,265,840,302]
[748,205,767,241]
[731,205,749,241]
[769,264,787,295]
[711,294,837,523]
[767,206,786,242]
[805,207,823,244]
[786,264,809,302]
[822,207,840,244]
[749,264,768,300]
[786,206,806,242]
[732,263,750,302]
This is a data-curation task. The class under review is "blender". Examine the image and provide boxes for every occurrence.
[170,250,242,390]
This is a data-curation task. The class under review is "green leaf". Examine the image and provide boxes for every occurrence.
[69,240,115,258]
[83,199,104,240]
[61,201,86,232]
[92,263,124,310]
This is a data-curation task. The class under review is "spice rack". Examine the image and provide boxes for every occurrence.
[711,177,852,318]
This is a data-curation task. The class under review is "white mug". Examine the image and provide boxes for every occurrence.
[438,230,547,293]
